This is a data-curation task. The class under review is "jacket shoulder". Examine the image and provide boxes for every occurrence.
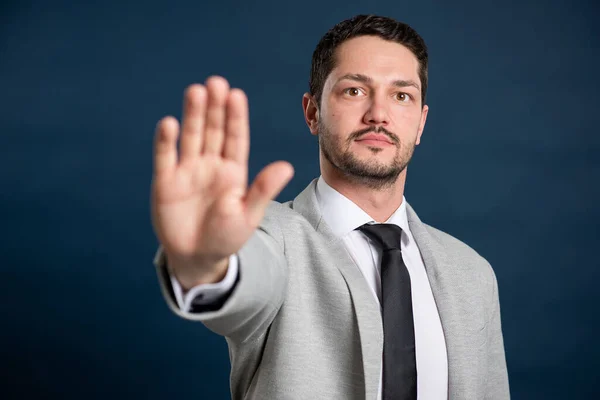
[258,200,312,245]
[423,223,498,283]
[262,200,306,223]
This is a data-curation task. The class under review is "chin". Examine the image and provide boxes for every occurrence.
[353,147,394,163]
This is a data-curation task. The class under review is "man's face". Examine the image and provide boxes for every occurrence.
[314,35,428,189]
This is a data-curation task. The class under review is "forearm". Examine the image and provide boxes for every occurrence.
[155,228,288,343]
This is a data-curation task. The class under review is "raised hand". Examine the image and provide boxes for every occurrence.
[150,77,294,289]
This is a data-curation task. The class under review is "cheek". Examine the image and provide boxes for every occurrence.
[327,97,365,122]
[323,98,371,139]
[323,112,345,135]
[393,109,423,134]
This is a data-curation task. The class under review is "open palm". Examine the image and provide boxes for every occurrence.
[150,77,293,288]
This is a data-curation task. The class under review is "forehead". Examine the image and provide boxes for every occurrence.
[326,35,420,87]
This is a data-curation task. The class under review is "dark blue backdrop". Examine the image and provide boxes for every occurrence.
[2,0,599,398]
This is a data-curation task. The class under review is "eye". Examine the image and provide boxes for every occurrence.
[395,92,411,102]
[343,87,363,96]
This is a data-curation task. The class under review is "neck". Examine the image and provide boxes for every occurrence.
[321,160,407,223]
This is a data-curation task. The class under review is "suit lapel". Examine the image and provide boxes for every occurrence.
[405,203,468,398]
[292,179,383,400]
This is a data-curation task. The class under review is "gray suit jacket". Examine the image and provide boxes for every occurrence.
[155,179,510,399]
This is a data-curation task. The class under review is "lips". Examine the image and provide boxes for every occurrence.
[355,133,394,145]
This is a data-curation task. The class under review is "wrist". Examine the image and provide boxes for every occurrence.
[166,254,230,290]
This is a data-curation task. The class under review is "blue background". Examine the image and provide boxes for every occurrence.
[2,0,599,398]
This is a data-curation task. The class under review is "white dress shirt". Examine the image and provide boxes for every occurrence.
[170,176,448,400]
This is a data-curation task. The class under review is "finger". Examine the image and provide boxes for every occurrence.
[203,76,230,155]
[245,161,294,226]
[153,116,179,176]
[223,88,249,166]
[179,84,207,163]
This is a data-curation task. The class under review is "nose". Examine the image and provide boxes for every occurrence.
[362,95,390,126]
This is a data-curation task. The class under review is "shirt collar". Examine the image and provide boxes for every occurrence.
[315,176,410,238]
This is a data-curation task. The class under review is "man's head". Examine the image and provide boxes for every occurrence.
[303,15,429,190]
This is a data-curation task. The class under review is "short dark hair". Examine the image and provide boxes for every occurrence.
[309,15,429,108]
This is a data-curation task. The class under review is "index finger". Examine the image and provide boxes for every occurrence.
[153,116,179,176]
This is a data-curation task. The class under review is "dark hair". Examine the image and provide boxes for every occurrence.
[309,14,429,107]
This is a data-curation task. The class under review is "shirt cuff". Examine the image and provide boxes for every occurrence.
[169,254,239,312]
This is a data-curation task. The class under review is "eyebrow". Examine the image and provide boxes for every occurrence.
[335,73,421,91]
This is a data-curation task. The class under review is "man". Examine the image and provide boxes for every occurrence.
[151,14,510,400]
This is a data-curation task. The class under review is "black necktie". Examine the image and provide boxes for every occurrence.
[357,223,417,400]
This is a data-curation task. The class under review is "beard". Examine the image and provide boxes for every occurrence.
[318,120,416,190]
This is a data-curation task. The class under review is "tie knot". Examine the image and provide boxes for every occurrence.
[357,223,403,251]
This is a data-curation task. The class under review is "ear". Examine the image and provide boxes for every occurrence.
[302,93,319,136]
[415,104,428,145]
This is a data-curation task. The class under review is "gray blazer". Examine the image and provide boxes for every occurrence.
[155,179,510,399]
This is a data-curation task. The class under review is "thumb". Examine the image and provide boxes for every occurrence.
[245,161,294,226]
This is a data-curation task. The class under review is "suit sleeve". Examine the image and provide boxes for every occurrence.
[154,224,288,345]
[166,254,240,311]
[485,268,511,399]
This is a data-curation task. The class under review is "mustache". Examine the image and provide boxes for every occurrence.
[348,126,400,144]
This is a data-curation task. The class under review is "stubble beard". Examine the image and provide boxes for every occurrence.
[318,120,416,190]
